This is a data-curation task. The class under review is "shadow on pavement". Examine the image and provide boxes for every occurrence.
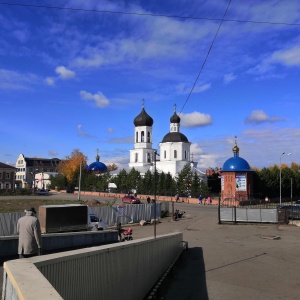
[155,247,208,300]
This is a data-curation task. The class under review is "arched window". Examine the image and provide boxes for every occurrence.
[174,150,177,159]
[164,150,166,159]
[135,153,138,163]
[147,131,150,142]
[147,153,151,163]
[141,131,145,142]
[185,151,187,159]
[136,132,138,143]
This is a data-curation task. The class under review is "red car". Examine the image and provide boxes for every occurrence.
[122,195,141,204]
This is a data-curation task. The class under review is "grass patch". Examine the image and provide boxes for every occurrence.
[0,199,87,213]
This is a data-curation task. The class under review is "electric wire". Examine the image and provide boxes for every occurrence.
[0,2,300,26]
[179,0,232,113]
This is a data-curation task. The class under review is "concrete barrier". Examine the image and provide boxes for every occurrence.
[0,230,118,258]
[2,232,183,300]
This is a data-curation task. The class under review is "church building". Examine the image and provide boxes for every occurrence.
[129,104,198,178]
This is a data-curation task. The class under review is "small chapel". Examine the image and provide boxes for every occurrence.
[220,137,254,202]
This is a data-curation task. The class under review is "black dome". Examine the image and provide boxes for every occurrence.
[170,112,180,123]
[161,132,189,143]
[134,107,153,127]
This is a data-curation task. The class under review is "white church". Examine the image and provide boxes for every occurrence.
[129,105,205,179]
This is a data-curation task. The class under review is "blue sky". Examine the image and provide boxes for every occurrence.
[1,0,300,171]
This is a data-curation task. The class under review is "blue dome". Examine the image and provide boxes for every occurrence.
[222,157,251,172]
[88,161,108,173]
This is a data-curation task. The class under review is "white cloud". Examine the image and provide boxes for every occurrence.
[48,150,59,157]
[176,83,211,94]
[180,111,213,128]
[77,124,97,138]
[270,45,300,66]
[55,66,76,79]
[249,45,300,75]
[223,73,236,84]
[45,77,55,86]
[245,110,284,124]
[80,90,110,108]
[0,69,38,90]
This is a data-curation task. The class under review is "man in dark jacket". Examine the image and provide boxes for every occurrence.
[17,207,42,258]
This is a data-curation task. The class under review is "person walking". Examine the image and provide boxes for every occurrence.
[17,207,42,258]
[117,222,124,241]
[198,195,203,205]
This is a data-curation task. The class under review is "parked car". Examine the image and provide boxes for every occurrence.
[121,195,141,204]
[35,189,49,195]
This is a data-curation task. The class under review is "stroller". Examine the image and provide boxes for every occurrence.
[122,228,133,241]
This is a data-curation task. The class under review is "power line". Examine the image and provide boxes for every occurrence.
[180,0,232,114]
[0,2,300,26]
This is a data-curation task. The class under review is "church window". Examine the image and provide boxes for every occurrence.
[184,151,187,159]
[174,150,177,159]
[147,131,150,142]
[147,153,151,163]
[136,132,138,143]
[141,131,145,142]
[164,151,166,159]
[135,153,138,163]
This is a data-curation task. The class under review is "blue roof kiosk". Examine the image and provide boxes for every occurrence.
[220,138,254,204]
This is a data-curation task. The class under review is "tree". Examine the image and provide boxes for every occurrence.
[57,149,87,190]
[107,164,118,172]
[49,174,67,190]
[176,164,193,196]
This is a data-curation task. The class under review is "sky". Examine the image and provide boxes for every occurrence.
[1,0,300,171]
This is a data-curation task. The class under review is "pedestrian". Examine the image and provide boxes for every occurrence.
[207,196,211,205]
[175,194,180,202]
[17,207,42,258]
[147,196,151,204]
[198,195,203,205]
[117,222,124,241]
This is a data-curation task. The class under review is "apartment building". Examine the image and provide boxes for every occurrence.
[15,154,60,189]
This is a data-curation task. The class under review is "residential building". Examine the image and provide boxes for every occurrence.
[0,162,16,190]
[15,154,60,189]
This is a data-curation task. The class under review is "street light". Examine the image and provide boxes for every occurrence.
[279,152,291,205]
[153,150,160,239]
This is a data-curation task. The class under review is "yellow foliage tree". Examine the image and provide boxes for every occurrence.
[107,163,118,172]
[57,149,88,186]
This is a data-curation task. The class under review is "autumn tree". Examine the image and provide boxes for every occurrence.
[57,149,88,190]
[107,163,118,172]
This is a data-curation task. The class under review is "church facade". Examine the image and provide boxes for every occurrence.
[129,105,199,178]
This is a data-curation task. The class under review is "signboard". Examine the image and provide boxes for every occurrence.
[235,174,246,191]
[221,175,224,191]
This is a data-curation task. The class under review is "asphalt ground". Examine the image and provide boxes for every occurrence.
[1,194,300,299]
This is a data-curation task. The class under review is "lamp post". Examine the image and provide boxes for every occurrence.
[279,152,291,205]
[78,161,82,201]
[153,150,160,239]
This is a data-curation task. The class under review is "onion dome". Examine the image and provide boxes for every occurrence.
[222,139,252,172]
[134,107,153,127]
[162,132,189,143]
[87,150,108,173]
[170,111,180,123]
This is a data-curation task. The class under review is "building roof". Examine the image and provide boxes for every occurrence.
[134,107,153,127]
[0,162,16,169]
[87,152,108,173]
[222,140,252,172]
[161,132,189,143]
[170,111,180,123]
